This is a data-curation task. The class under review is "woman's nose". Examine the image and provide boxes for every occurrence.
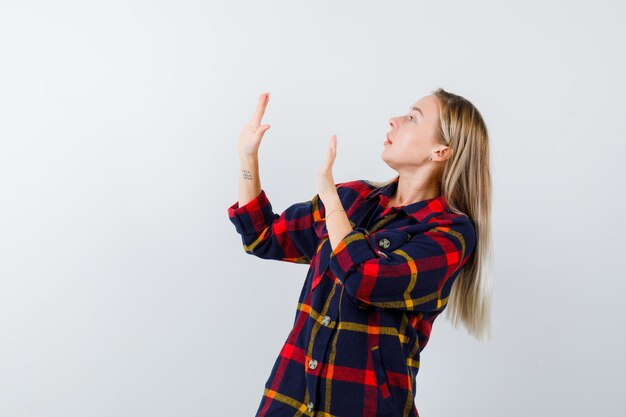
[389,117,397,128]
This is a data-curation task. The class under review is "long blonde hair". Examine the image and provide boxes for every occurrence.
[369,88,493,342]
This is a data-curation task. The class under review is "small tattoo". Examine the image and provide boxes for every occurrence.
[241,169,253,180]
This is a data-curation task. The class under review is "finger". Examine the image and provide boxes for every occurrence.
[258,124,271,137]
[325,135,336,168]
[250,92,270,128]
[321,143,331,171]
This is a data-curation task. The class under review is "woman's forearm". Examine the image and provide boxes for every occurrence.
[323,195,353,251]
[238,154,262,207]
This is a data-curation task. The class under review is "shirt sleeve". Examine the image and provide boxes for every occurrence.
[227,188,326,264]
[328,219,477,312]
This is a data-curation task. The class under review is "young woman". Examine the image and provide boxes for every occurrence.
[228,90,492,417]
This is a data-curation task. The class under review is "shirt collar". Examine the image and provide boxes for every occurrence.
[364,176,450,223]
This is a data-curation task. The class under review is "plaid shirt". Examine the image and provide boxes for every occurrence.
[227,177,477,417]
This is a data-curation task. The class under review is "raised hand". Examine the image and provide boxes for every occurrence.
[238,92,272,157]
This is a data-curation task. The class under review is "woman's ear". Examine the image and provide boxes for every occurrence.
[436,146,453,161]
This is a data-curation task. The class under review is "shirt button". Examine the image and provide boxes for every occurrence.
[322,315,331,326]
[308,359,318,369]
[378,238,391,249]
[307,401,314,412]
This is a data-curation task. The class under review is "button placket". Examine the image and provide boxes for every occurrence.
[304,301,338,413]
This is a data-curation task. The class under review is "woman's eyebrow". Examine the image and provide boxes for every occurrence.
[410,106,424,117]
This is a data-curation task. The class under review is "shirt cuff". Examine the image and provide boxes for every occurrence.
[227,189,275,236]
[328,227,379,284]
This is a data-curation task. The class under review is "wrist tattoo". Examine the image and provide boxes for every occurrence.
[241,169,253,180]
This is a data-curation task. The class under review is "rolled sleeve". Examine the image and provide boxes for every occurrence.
[227,189,324,264]
[227,189,275,236]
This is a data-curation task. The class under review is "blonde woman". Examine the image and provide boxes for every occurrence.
[228,90,492,417]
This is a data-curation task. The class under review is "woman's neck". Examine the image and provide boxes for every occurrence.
[387,177,441,208]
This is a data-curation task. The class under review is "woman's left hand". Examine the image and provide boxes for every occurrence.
[318,134,340,206]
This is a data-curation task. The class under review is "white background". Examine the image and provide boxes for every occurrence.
[1,0,625,416]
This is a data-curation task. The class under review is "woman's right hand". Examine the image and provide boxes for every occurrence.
[238,92,271,157]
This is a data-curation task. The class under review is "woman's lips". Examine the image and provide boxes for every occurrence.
[384,135,393,145]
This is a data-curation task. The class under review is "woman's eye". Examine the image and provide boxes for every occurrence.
[409,115,415,121]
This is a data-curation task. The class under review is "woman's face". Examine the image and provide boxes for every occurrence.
[382,94,445,167]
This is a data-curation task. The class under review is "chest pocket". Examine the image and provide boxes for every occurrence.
[367,229,411,258]
[312,227,410,292]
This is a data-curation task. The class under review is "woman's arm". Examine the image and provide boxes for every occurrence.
[228,92,320,264]
[236,92,270,206]
[238,153,261,207]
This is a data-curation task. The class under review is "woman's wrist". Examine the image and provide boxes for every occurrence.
[239,152,259,161]
[325,208,346,220]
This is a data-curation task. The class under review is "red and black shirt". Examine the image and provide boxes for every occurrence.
[227,176,477,417]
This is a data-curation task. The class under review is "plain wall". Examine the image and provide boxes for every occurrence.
[1,0,625,416]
